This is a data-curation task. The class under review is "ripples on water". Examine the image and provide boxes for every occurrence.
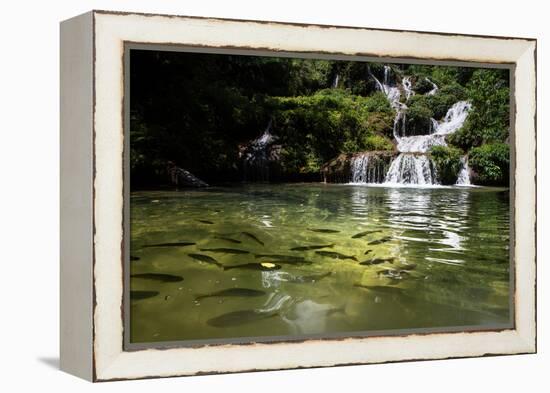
[129,184,511,343]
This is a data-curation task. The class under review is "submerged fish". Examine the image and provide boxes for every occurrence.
[354,284,404,294]
[368,236,393,245]
[290,244,334,251]
[130,255,141,261]
[200,247,250,255]
[364,250,373,256]
[187,253,223,267]
[255,254,306,262]
[223,262,282,271]
[142,241,196,248]
[315,251,358,261]
[130,290,160,300]
[131,273,184,282]
[207,309,279,327]
[351,230,382,239]
[241,232,265,246]
[214,236,242,244]
[308,228,341,234]
[288,271,333,283]
[196,219,214,225]
[195,288,266,301]
[359,257,395,266]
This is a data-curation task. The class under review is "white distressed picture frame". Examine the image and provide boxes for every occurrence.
[60,10,536,382]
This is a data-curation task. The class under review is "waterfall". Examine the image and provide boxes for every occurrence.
[402,77,414,101]
[386,101,471,185]
[243,119,276,181]
[332,74,339,88]
[385,154,438,185]
[368,66,407,139]
[341,66,472,186]
[434,101,471,135]
[396,101,472,153]
[430,118,439,134]
[426,78,438,95]
[366,66,471,186]
[350,154,370,183]
[349,153,389,184]
[370,66,401,109]
[456,156,471,186]
[383,65,390,85]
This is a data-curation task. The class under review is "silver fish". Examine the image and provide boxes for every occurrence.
[207,309,279,327]
[195,288,266,301]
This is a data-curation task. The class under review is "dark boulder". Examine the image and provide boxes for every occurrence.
[167,162,209,188]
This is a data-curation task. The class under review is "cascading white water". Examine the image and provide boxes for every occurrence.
[371,66,402,110]
[368,66,408,139]
[456,156,471,186]
[426,78,438,95]
[332,74,339,88]
[386,101,471,185]
[385,154,437,185]
[349,153,389,184]
[245,119,275,159]
[396,101,472,153]
[435,101,472,136]
[383,65,390,85]
[350,154,370,183]
[243,119,276,181]
[367,66,472,186]
[430,118,439,133]
[352,66,472,186]
[396,134,447,153]
[402,77,414,101]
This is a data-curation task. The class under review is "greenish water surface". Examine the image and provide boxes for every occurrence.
[129,183,510,344]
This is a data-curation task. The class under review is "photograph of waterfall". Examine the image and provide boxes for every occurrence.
[127,49,511,345]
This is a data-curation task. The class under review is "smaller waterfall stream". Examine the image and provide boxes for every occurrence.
[349,153,390,184]
[243,120,277,181]
[426,78,439,95]
[402,77,414,101]
[332,74,339,88]
[350,154,370,183]
[385,154,437,185]
[368,66,408,139]
[456,156,472,186]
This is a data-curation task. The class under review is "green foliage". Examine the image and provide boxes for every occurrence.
[270,90,394,173]
[365,111,394,138]
[130,50,510,186]
[405,100,433,135]
[408,83,467,120]
[361,135,395,151]
[413,78,434,94]
[430,67,460,86]
[429,145,463,185]
[287,59,332,94]
[448,69,510,149]
[469,143,510,185]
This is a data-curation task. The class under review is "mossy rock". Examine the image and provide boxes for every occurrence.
[413,78,435,95]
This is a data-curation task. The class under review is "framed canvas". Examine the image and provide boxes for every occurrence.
[60,10,537,381]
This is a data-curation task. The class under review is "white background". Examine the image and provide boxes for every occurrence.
[0,0,546,391]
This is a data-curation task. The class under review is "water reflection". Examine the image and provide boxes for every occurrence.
[129,184,510,343]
